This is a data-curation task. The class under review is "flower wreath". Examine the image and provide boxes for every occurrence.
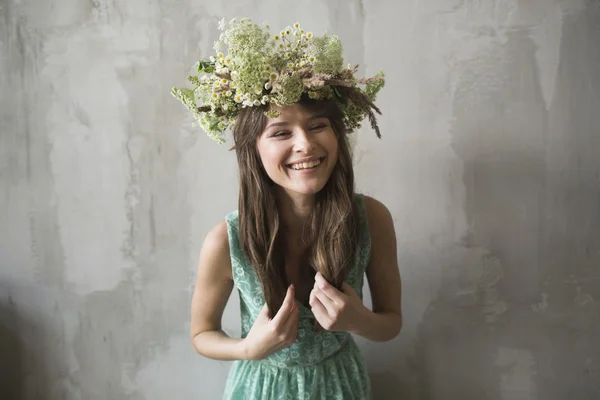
[171,18,385,144]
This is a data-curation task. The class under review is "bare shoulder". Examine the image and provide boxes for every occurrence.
[198,220,233,281]
[362,195,395,235]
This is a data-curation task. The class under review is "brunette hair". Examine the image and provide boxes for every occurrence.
[232,94,360,315]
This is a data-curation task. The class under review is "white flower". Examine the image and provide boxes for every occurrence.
[217,52,224,58]
[306,32,313,39]
[213,80,221,88]
[209,56,215,62]
[218,18,226,30]
[234,94,243,103]
[254,87,263,95]
[293,22,300,29]
[225,90,232,97]
[261,95,270,104]
[264,82,272,90]
[269,72,279,80]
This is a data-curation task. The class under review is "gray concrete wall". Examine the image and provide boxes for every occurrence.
[1,0,599,399]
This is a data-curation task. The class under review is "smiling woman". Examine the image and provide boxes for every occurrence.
[175,17,402,400]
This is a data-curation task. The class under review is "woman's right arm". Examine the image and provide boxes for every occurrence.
[191,220,301,361]
[190,220,247,360]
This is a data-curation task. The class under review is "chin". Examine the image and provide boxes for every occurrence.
[289,182,328,196]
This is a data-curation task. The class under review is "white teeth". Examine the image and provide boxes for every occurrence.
[291,159,321,170]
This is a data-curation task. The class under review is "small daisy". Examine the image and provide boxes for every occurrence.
[274,35,280,41]
[306,32,313,39]
[234,94,243,103]
[217,52,224,58]
[293,22,300,29]
[264,82,272,90]
[269,72,279,80]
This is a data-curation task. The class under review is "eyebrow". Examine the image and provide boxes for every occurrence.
[264,113,329,131]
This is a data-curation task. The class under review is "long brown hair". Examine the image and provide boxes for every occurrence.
[232,95,360,316]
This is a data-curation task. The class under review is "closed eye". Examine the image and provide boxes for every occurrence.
[310,124,327,131]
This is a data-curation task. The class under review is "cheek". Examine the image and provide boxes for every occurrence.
[258,147,286,177]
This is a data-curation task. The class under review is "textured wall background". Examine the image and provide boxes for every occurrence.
[1,0,599,399]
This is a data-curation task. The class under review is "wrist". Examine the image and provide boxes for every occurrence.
[349,304,372,336]
[237,338,252,360]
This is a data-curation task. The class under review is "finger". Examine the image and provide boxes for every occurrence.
[310,296,331,329]
[313,287,336,313]
[280,305,300,346]
[272,285,295,326]
[340,282,354,294]
[284,302,300,331]
[314,273,343,304]
[259,302,270,319]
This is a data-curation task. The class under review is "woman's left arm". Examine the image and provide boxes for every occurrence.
[309,196,403,342]
[352,195,403,341]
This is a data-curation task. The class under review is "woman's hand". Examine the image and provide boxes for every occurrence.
[241,284,300,360]
[309,271,367,333]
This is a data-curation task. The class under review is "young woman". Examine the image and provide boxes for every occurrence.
[174,18,402,399]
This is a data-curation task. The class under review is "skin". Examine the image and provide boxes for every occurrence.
[190,103,403,361]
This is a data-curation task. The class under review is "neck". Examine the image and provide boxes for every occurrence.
[276,188,316,237]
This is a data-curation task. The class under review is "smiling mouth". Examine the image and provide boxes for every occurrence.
[287,157,325,171]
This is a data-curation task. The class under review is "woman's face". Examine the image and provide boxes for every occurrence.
[256,103,339,197]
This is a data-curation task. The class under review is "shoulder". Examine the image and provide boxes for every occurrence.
[199,220,233,280]
[362,195,394,229]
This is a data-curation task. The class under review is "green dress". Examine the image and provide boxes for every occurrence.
[223,194,372,400]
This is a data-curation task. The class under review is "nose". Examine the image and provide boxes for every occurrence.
[293,129,315,153]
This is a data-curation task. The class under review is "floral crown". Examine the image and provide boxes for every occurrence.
[171,18,385,144]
